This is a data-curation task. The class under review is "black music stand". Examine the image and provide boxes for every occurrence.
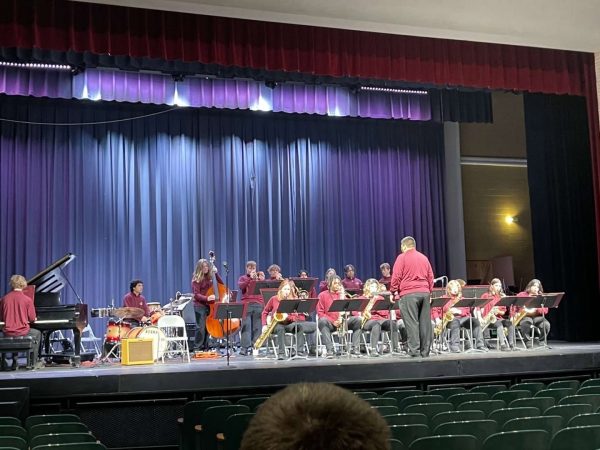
[289,278,318,295]
[251,280,281,295]
[328,298,366,356]
[453,297,491,353]
[522,293,564,350]
[215,303,245,367]
[345,288,363,297]
[260,289,279,304]
[277,298,317,360]
[430,297,451,353]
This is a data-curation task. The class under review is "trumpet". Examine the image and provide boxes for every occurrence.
[251,270,265,281]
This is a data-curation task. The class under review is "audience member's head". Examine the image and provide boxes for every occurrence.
[240,382,391,450]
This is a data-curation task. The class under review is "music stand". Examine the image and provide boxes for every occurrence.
[260,289,279,304]
[453,297,491,353]
[277,298,317,360]
[328,298,366,356]
[345,288,363,297]
[523,293,564,350]
[214,303,246,367]
[289,277,318,295]
[430,297,451,353]
[251,280,281,295]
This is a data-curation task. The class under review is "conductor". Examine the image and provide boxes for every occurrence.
[390,236,434,357]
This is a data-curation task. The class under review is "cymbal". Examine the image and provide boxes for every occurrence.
[111,307,144,319]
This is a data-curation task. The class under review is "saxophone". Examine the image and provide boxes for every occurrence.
[254,312,288,349]
[511,307,535,327]
[360,279,387,328]
[479,307,499,332]
[434,310,455,337]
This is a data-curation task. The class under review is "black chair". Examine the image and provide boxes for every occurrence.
[178,399,231,450]
[509,396,555,412]
[545,404,594,424]
[382,390,424,404]
[559,394,600,411]
[29,432,96,448]
[383,413,428,427]
[488,407,541,427]
[221,413,255,450]
[403,403,453,421]
[510,382,545,395]
[373,405,400,417]
[198,405,251,450]
[535,388,577,403]
[547,380,581,391]
[25,414,81,430]
[470,385,507,396]
[0,435,27,450]
[428,387,467,399]
[430,410,485,430]
[388,424,429,447]
[457,400,506,417]
[569,413,600,427]
[491,390,531,404]
[365,397,398,408]
[399,395,444,411]
[448,392,489,408]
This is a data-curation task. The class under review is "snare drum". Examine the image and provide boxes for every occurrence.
[147,302,161,312]
[126,326,167,361]
[104,319,132,343]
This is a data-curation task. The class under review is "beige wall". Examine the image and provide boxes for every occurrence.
[459,92,534,288]
[460,92,527,158]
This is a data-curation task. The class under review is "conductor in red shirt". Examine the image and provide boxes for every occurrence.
[0,274,42,370]
[390,236,434,357]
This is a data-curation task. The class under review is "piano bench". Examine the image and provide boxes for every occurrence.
[0,336,36,369]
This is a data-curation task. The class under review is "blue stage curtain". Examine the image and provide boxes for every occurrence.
[0,96,446,336]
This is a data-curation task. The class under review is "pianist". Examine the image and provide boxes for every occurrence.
[122,279,150,323]
[0,275,42,370]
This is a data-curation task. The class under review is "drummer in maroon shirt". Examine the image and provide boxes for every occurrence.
[0,274,42,370]
[122,279,150,323]
[390,236,434,357]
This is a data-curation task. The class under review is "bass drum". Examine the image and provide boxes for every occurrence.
[126,326,167,361]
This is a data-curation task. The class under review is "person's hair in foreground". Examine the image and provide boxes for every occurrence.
[240,382,391,450]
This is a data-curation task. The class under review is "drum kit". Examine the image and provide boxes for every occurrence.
[93,306,167,362]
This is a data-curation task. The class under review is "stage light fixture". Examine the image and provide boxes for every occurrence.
[0,61,73,71]
[505,215,518,224]
[358,86,428,95]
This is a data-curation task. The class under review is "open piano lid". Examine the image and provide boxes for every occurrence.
[27,253,75,293]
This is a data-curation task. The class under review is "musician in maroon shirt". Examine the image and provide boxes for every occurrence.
[238,260,265,356]
[317,276,362,358]
[342,264,363,291]
[122,280,150,322]
[360,279,400,356]
[379,263,392,290]
[0,275,42,370]
[516,279,550,348]
[318,268,336,293]
[267,264,284,281]
[191,259,223,351]
[261,280,316,359]
[391,236,434,357]
[480,278,515,351]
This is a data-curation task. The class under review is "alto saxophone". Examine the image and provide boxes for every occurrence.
[361,295,378,328]
[479,307,499,332]
[254,312,288,349]
[511,307,535,327]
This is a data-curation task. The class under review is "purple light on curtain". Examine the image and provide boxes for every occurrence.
[0,67,71,99]
[1,67,431,120]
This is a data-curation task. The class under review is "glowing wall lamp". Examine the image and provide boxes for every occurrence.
[505,215,518,224]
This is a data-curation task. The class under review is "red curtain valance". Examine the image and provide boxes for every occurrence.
[0,0,592,96]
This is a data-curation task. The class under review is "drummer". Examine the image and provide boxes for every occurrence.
[122,279,151,324]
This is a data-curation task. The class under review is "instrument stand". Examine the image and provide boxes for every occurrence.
[215,303,245,368]
[329,298,366,358]
[277,299,317,360]
[453,298,490,353]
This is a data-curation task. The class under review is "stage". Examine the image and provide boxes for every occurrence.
[1,342,600,449]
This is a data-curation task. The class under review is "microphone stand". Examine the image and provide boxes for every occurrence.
[223,262,232,361]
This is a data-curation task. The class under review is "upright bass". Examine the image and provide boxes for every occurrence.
[205,251,241,338]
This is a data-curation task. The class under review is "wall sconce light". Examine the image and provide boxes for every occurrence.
[505,215,518,224]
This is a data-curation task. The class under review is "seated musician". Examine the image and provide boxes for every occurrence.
[479,278,515,351]
[360,279,400,356]
[318,268,336,293]
[317,276,362,358]
[432,280,486,352]
[0,275,42,370]
[267,264,284,281]
[379,263,392,290]
[122,279,150,324]
[298,269,318,298]
[516,279,550,348]
[261,280,316,359]
[298,269,318,355]
[341,264,363,291]
[191,258,222,352]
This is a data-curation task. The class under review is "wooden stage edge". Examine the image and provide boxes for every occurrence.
[1,341,600,401]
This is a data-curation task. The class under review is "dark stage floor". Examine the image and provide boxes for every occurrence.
[2,341,600,400]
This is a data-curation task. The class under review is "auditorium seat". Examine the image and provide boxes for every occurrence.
[427,386,467,399]
[550,425,600,450]
[236,396,269,411]
[569,413,600,427]
[580,379,600,390]
[578,386,600,396]
[0,425,27,441]
[382,390,424,404]
[469,385,506,396]
[433,419,498,443]
[491,389,531,404]
[197,405,250,450]
[388,424,429,447]
[0,417,21,426]
[482,430,550,450]
[382,413,428,426]
[503,415,563,437]
[509,396,555,411]
[178,399,231,450]
[559,394,600,411]
[545,404,594,423]
[29,432,97,448]
[372,405,399,417]
[220,412,255,450]
[398,395,444,411]
[409,435,478,450]
[0,435,27,450]
[31,443,107,450]
[510,382,546,395]
[28,423,88,442]
[353,391,378,399]
[365,397,397,408]
[535,388,577,402]
[448,392,489,408]
[488,406,541,427]
[404,403,453,421]
[547,380,581,391]
[430,410,485,430]
[25,414,82,430]
[457,400,506,416]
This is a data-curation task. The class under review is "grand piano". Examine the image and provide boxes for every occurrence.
[4,253,88,366]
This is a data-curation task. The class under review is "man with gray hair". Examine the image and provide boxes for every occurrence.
[390,236,434,357]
